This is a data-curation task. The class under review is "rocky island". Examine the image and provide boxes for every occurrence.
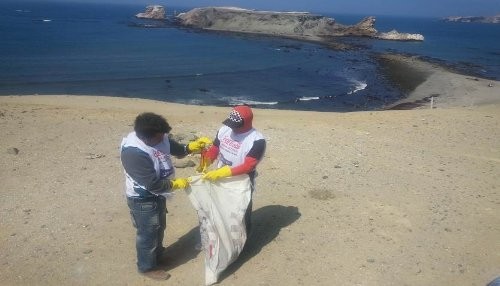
[175,7,424,44]
[443,15,500,24]
[135,5,166,20]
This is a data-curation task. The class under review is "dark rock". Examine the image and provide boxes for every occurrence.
[7,147,19,155]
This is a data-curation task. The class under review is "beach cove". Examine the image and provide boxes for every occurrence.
[2,1,500,111]
[1,53,499,285]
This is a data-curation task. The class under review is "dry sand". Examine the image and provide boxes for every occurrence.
[379,54,499,110]
[0,57,499,286]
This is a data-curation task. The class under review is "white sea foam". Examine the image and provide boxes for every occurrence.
[347,80,367,95]
[188,99,204,105]
[227,97,278,105]
[42,19,52,22]
[298,96,320,101]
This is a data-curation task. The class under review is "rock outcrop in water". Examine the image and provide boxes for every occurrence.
[443,15,500,24]
[135,5,166,20]
[176,7,424,42]
[376,30,425,41]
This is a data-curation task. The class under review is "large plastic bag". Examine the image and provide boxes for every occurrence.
[186,175,251,285]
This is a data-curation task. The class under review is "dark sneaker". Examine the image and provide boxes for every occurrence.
[140,269,171,280]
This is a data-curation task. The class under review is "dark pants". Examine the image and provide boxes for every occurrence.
[245,180,255,235]
[127,195,166,272]
[245,198,252,234]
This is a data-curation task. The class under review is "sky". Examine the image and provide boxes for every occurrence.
[13,0,500,17]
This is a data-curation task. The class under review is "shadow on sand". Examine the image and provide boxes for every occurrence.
[161,204,300,279]
[161,226,201,271]
[219,205,301,281]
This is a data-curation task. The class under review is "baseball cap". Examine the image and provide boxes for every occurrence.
[222,105,253,130]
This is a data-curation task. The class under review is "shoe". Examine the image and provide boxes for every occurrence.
[140,269,171,280]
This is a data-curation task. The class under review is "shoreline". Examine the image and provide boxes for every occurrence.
[377,54,500,110]
[1,53,498,112]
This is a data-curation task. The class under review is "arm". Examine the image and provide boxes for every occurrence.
[202,139,266,181]
[169,139,189,158]
[170,136,213,158]
[230,139,266,176]
[121,147,174,194]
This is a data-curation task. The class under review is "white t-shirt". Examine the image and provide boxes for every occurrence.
[216,125,265,168]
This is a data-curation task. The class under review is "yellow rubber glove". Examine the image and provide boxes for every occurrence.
[196,151,213,174]
[170,178,190,190]
[202,165,232,181]
[187,137,212,154]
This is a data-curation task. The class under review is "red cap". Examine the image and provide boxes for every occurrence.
[222,105,253,133]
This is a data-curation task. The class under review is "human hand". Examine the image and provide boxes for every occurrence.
[171,178,190,190]
[201,166,232,181]
[187,137,212,154]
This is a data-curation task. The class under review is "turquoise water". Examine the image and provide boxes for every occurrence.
[1,2,499,111]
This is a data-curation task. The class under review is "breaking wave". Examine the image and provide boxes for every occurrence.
[227,98,278,106]
[297,96,320,101]
[347,80,367,95]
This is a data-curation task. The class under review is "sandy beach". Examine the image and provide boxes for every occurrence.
[0,56,499,286]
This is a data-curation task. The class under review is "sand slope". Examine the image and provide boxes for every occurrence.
[0,94,499,286]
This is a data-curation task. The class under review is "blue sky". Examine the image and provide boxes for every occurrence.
[14,0,500,17]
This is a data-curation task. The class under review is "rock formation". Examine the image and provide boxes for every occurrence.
[175,7,424,42]
[443,15,500,24]
[135,5,166,20]
[376,30,425,41]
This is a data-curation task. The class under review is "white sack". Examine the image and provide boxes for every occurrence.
[186,175,251,286]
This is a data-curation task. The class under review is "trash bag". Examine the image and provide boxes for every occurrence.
[186,175,251,285]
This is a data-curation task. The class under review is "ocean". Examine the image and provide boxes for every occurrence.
[1,1,499,111]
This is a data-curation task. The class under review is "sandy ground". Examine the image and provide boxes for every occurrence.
[1,59,499,286]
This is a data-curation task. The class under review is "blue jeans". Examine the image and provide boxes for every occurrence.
[127,195,166,272]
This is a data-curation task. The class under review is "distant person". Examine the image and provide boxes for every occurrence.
[120,112,211,280]
[200,105,266,234]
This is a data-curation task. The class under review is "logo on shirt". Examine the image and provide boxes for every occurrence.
[153,150,169,161]
[221,136,241,156]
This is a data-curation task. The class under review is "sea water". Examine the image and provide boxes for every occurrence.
[1,2,499,111]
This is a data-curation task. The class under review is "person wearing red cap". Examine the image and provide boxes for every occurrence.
[200,105,266,234]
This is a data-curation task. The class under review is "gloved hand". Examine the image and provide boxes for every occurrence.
[196,150,213,173]
[170,178,190,190]
[187,137,212,154]
[202,165,232,181]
